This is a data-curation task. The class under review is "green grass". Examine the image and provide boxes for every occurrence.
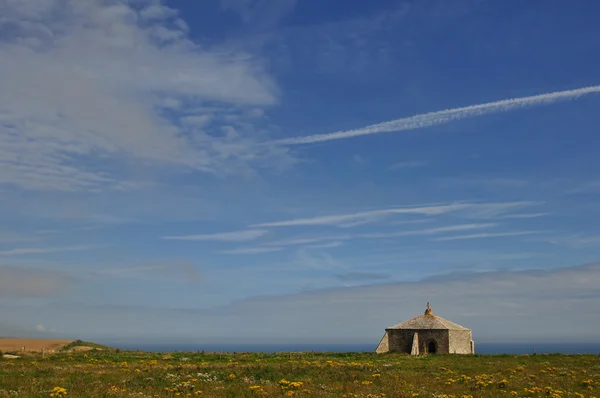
[1,350,599,397]
[61,340,112,351]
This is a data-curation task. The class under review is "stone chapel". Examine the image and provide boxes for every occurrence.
[375,303,474,355]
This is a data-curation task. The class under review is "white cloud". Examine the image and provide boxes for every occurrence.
[388,219,432,226]
[263,237,333,247]
[543,235,600,248]
[0,244,107,256]
[275,85,600,145]
[91,260,202,284]
[35,324,46,332]
[263,223,496,248]
[434,231,545,241]
[293,248,341,270]
[0,231,38,243]
[394,223,496,236]
[352,154,367,164]
[499,213,550,219]
[303,241,344,249]
[0,0,290,192]
[566,181,600,195]
[139,4,178,21]
[389,161,428,170]
[252,201,538,227]
[180,115,213,127]
[206,262,600,342]
[349,224,498,241]
[162,229,268,242]
[10,262,599,343]
[221,246,283,254]
[35,230,60,235]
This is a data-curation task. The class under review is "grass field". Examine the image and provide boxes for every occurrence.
[1,349,599,397]
[0,339,73,354]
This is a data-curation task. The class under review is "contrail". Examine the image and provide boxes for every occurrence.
[274,85,600,145]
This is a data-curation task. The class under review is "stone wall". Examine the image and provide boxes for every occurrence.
[447,330,473,354]
[375,332,389,354]
[387,329,449,354]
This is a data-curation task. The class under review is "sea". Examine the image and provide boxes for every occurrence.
[102,342,600,355]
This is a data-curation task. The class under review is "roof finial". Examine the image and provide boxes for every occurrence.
[424,302,433,315]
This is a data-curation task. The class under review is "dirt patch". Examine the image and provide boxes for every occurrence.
[0,339,73,353]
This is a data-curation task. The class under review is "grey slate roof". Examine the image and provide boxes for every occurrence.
[387,304,470,330]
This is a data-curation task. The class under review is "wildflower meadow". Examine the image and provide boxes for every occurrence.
[0,349,598,397]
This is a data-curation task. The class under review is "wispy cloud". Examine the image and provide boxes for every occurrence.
[0,0,290,192]
[335,272,391,282]
[264,223,496,247]
[252,201,538,227]
[499,213,550,219]
[543,235,600,248]
[566,181,600,195]
[355,224,498,241]
[96,265,166,275]
[395,223,497,236]
[293,249,341,270]
[389,219,432,226]
[35,230,60,235]
[275,85,600,145]
[91,260,201,284]
[352,154,368,164]
[0,231,38,243]
[389,161,428,170]
[303,241,345,249]
[221,247,283,255]
[6,263,600,342]
[0,244,107,256]
[434,231,545,241]
[162,229,268,242]
[263,237,330,247]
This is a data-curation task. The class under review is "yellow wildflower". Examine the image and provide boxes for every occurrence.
[49,387,67,397]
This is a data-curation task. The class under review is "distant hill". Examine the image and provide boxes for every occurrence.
[1,338,111,355]
[0,338,73,354]
[61,340,112,352]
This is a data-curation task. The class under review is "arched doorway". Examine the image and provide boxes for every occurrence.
[427,340,437,354]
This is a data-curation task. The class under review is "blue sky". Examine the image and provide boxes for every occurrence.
[1,0,600,345]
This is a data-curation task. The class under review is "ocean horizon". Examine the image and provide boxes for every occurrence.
[103,342,600,355]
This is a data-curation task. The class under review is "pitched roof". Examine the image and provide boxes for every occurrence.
[387,303,470,331]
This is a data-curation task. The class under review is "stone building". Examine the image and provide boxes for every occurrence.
[376,303,474,355]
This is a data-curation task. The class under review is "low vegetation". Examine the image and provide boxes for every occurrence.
[1,350,599,397]
[61,339,112,352]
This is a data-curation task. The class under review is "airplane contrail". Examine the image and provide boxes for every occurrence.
[274,85,600,145]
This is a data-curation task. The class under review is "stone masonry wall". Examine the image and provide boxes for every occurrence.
[448,330,473,354]
[387,329,449,354]
[375,332,389,354]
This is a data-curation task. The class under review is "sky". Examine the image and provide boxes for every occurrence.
[1,0,600,346]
